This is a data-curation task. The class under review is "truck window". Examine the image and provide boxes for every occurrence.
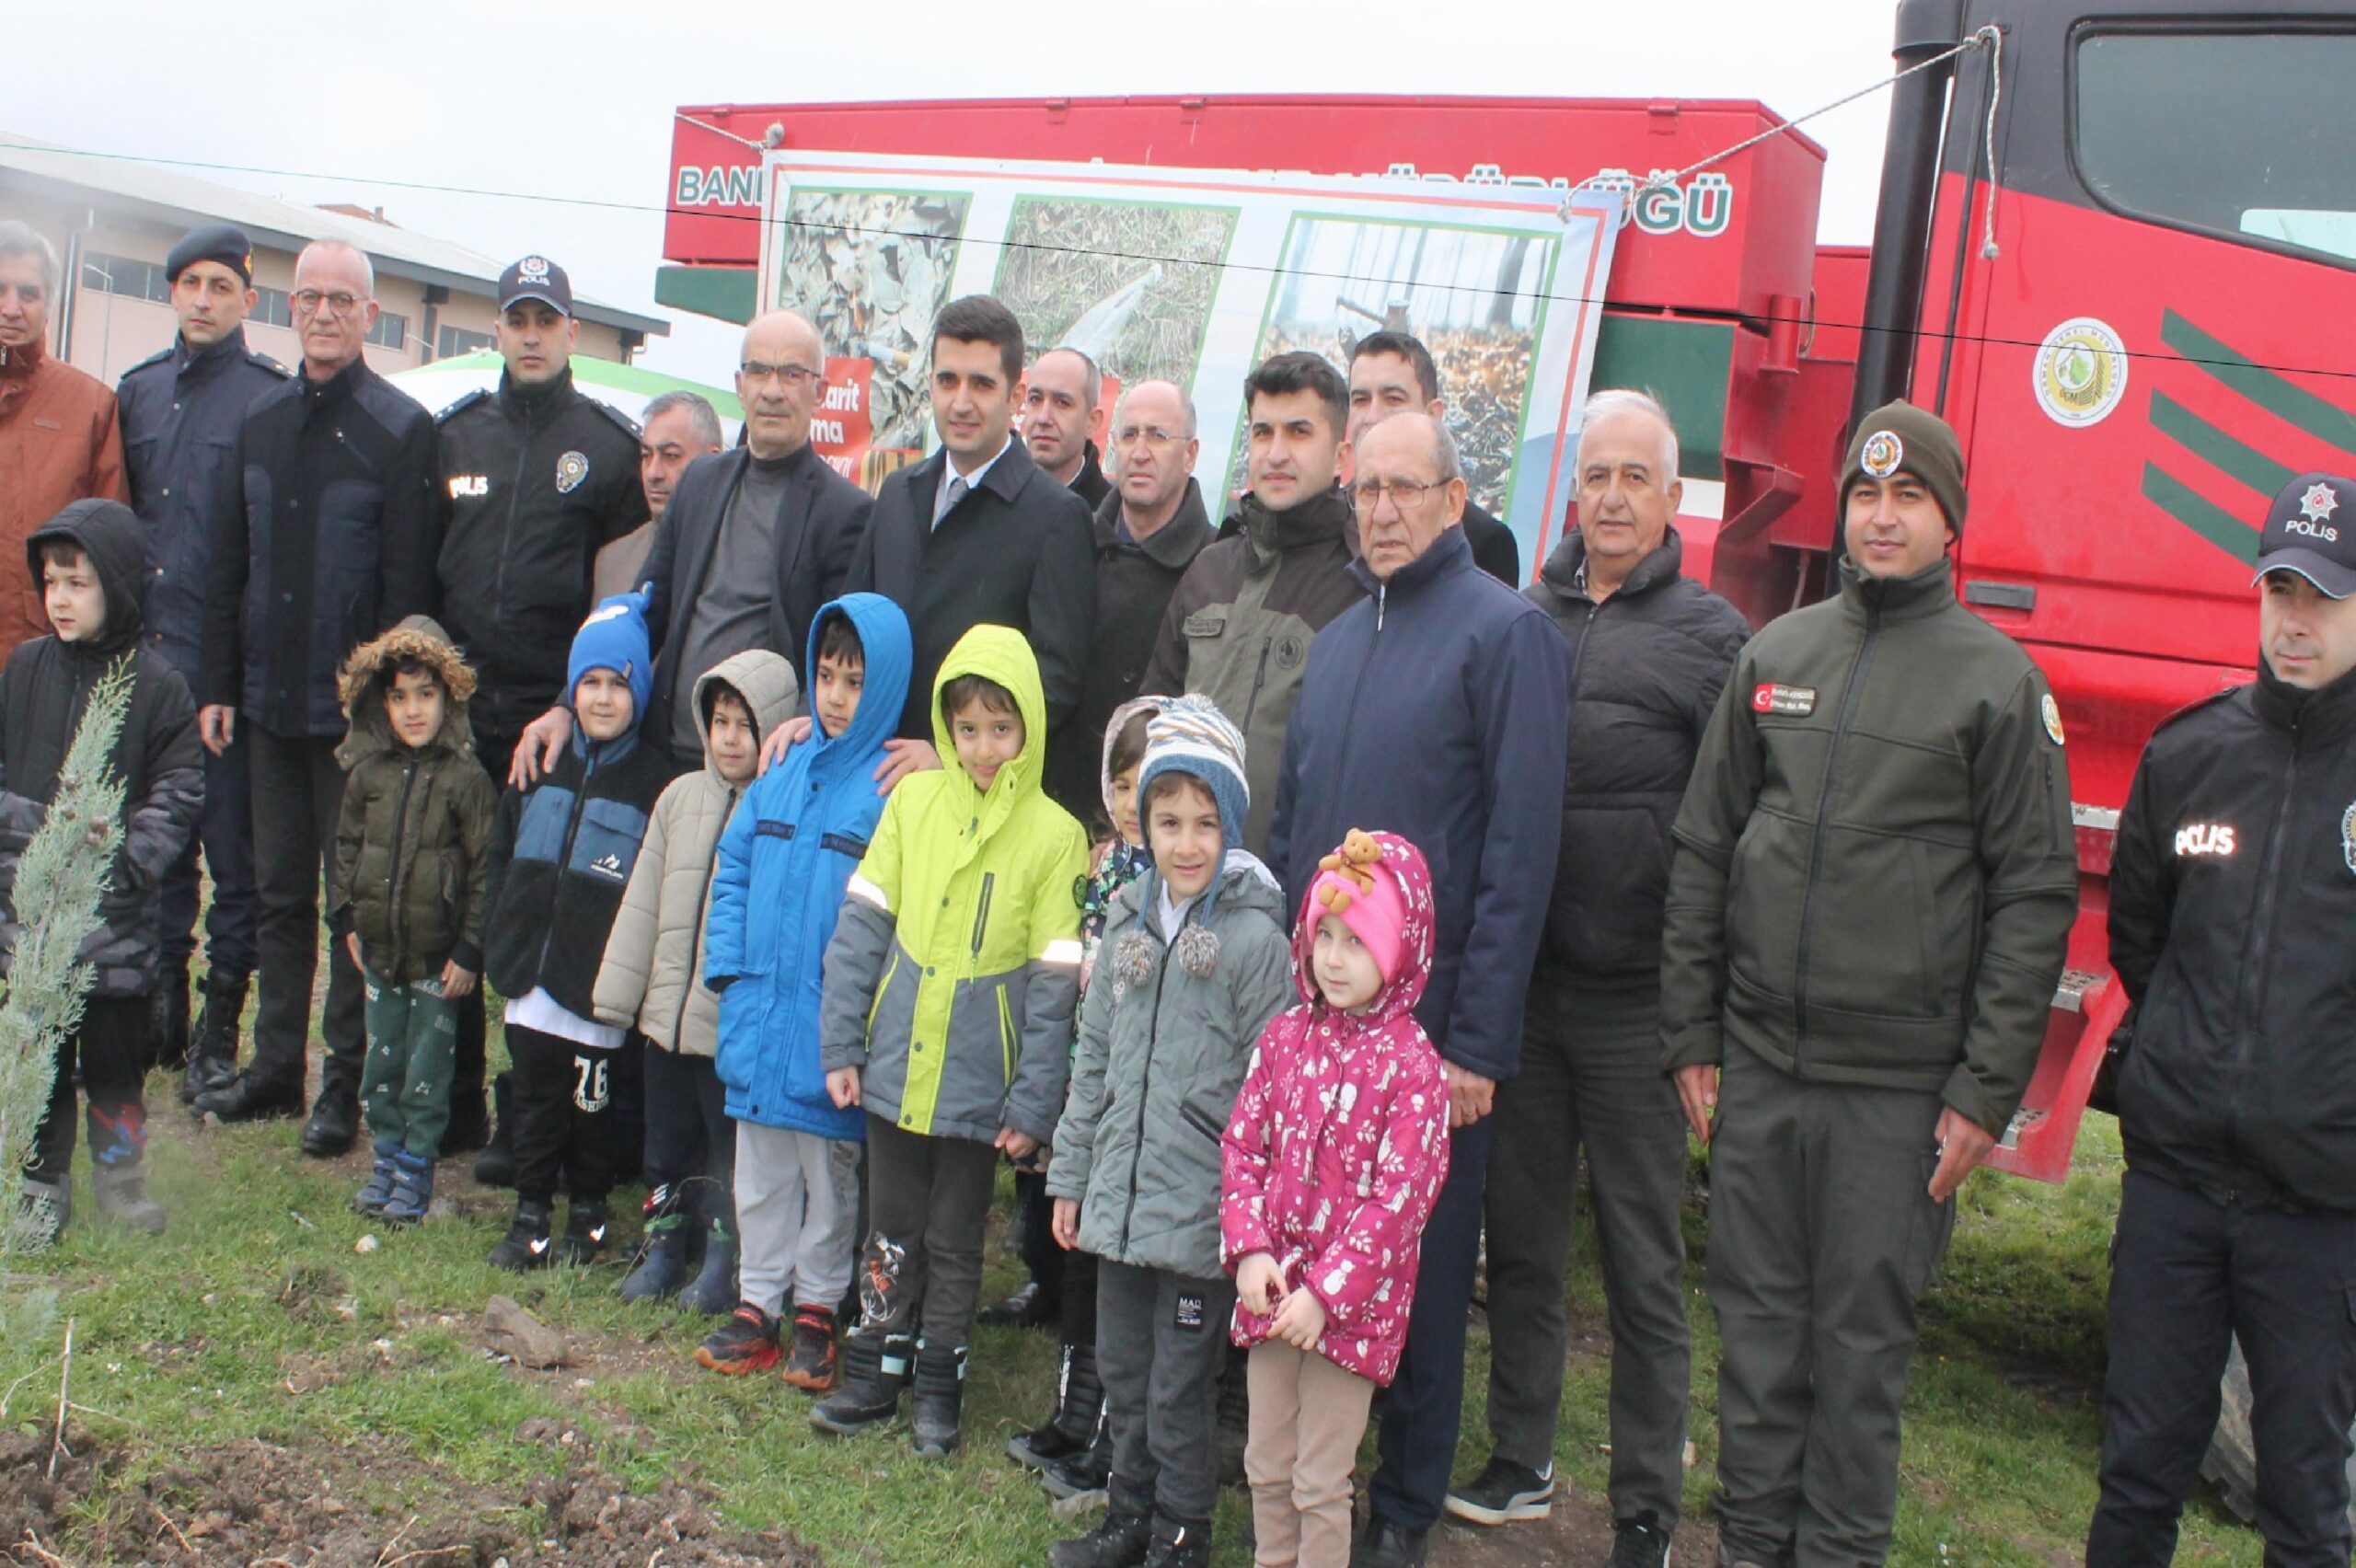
[2073,28,2356,265]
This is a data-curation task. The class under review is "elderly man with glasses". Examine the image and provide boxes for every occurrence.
[195,239,441,1155]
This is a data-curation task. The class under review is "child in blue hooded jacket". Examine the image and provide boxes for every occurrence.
[700,594,911,1392]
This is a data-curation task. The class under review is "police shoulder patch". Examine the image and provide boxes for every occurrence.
[583,397,642,444]
[433,387,491,425]
[248,350,294,380]
[2041,692,2066,746]
[121,345,176,378]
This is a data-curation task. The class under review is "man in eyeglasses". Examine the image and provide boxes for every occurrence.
[195,238,440,1156]
[1266,410,1571,1568]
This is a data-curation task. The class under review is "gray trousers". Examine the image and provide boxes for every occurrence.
[1098,1258,1239,1527]
[1484,980,1692,1525]
[736,1123,863,1319]
[1707,1041,1955,1568]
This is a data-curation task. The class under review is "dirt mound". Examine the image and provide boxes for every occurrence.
[0,1429,820,1567]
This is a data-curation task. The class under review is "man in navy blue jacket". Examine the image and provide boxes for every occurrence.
[1268,413,1571,1568]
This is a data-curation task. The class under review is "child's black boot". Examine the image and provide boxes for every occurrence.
[677,1214,738,1315]
[1140,1515,1211,1568]
[620,1190,691,1302]
[909,1340,967,1458]
[1011,1342,1105,1470]
[1046,1504,1152,1568]
[488,1198,554,1271]
[810,1327,912,1435]
[556,1197,611,1265]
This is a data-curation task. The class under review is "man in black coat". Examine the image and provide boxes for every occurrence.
[1346,330,1521,585]
[1449,391,1747,1564]
[845,295,1094,787]
[511,309,869,781]
[1022,346,1111,510]
[195,239,439,1155]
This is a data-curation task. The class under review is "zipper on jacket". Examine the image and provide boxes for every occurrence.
[1116,938,1177,1255]
[969,871,996,968]
[1791,605,1882,1063]
[491,398,534,643]
[2227,721,2302,1130]
[1238,638,1275,735]
[670,783,736,1047]
[383,757,422,975]
[531,746,600,979]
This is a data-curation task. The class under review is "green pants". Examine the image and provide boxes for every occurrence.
[361,969,457,1159]
[1706,1041,1956,1568]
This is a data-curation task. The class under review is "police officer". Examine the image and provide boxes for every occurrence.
[1659,400,2078,1568]
[434,254,649,1159]
[115,225,286,1099]
[2087,472,2356,1568]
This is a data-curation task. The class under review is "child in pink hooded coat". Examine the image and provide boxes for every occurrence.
[1219,829,1451,1568]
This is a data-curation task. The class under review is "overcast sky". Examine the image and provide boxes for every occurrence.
[15,0,1910,384]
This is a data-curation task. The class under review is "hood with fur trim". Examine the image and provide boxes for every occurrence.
[336,616,478,767]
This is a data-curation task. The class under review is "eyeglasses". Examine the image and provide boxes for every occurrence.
[1351,478,1443,509]
[290,289,364,318]
[1113,425,1184,449]
[741,361,820,387]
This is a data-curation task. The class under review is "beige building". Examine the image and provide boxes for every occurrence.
[0,134,665,383]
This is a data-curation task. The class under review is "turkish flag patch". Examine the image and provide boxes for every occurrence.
[1752,683,1818,717]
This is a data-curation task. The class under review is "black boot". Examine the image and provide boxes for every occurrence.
[191,1064,305,1123]
[677,1215,739,1315]
[810,1329,912,1435]
[300,1076,361,1158]
[1047,1505,1152,1568]
[179,971,247,1104]
[472,1071,516,1188]
[1010,1343,1106,1471]
[556,1197,611,1265]
[909,1340,967,1459]
[488,1199,555,1271]
[620,1202,692,1303]
[152,961,191,1071]
[1141,1515,1211,1568]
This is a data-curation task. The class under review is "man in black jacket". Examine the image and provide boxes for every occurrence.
[116,224,286,1096]
[1345,331,1520,585]
[434,256,649,1159]
[2089,472,2356,1568]
[1449,391,1747,1563]
[1022,346,1111,510]
[195,239,440,1155]
[511,310,869,781]
[846,295,1094,779]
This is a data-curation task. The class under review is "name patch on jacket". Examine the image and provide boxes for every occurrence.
[447,475,489,498]
[2174,823,2236,858]
[1751,682,1817,717]
[756,821,796,840]
[1184,612,1226,639]
[820,832,871,858]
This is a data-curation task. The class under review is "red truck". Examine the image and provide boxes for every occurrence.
[659,0,2356,1182]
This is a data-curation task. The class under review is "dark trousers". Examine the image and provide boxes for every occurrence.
[1369,1110,1496,1531]
[2088,1169,2356,1568]
[1706,1042,1953,1568]
[160,726,257,977]
[642,1043,734,1227]
[451,725,520,1121]
[248,723,363,1094]
[1484,981,1692,1524]
[29,997,149,1183]
[1017,1166,1065,1310]
[856,1113,999,1348]
[1098,1258,1239,1526]
[1062,1246,1102,1355]
[508,1025,629,1205]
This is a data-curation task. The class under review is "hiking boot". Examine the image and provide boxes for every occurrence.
[17,1177,69,1251]
[979,1279,1057,1330]
[1349,1518,1428,1568]
[1141,1514,1211,1568]
[353,1145,399,1216]
[488,1199,555,1272]
[1444,1456,1555,1526]
[153,962,191,1071]
[1609,1513,1673,1568]
[620,1214,692,1303]
[191,1066,304,1123]
[1010,1343,1104,1471]
[909,1340,966,1458]
[382,1152,435,1227]
[696,1305,782,1375]
[91,1164,166,1236]
[677,1216,738,1315]
[471,1072,516,1187]
[1047,1505,1152,1568]
[556,1198,610,1265]
[811,1329,912,1435]
[780,1304,839,1391]
[299,1082,360,1158]
[179,972,248,1103]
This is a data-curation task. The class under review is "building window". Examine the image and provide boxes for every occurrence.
[254,286,293,329]
[367,310,408,351]
[81,252,170,304]
[437,325,493,358]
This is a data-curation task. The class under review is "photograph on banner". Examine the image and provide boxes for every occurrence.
[768,189,970,455]
[994,198,1238,394]
[1235,216,1549,519]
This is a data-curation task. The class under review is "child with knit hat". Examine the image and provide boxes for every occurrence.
[480,591,674,1272]
[1046,696,1295,1568]
[1220,829,1453,1568]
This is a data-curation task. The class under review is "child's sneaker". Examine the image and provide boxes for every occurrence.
[381,1152,435,1228]
[780,1304,838,1391]
[487,1199,555,1271]
[695,1305,781,1375]
[352,1142,399,1216]
[555,1198,610,1265]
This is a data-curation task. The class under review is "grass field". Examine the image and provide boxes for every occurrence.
[0,1053,2269,1566]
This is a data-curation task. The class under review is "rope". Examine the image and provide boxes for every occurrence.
[1978,25,2006,258]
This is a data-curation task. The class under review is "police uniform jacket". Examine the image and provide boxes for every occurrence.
[2108,657,2356,1212]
